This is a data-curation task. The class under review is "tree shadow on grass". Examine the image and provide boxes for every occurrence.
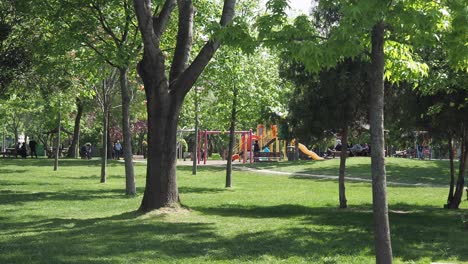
[0,203,466,263]
[0,169,28,174]
[0,188,138,206]
[190,203,468,263]
[179,186,227,194]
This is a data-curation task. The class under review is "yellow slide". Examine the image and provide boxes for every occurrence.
[298,143,324,161]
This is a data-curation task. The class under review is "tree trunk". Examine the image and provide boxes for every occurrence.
[67,98,83,158]
[54,112,61,171]
[119,68,136,195]
[107,112,113,159]
[446,137,455,207]
[100,103,108,183]
[140,84,181,211]
[370,21,393,263]
[339,125,348,209]
[294,140,300,161]
[134,0,237,211]
[226,87,238,188]
[448,124,468,209]
[192,88,199,175]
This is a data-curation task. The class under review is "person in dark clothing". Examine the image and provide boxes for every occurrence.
[335,142,342,151]
[20,143,27,158]
[29,139,38,158]
[15,142,21,158]
[253,140,260,153]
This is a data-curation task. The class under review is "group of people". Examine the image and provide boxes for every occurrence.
[15,139,38,159]
[253,140,270,153]
[79,140,123,160]
[325,139,370,158]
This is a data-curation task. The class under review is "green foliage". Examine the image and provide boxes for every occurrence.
[281,56,369,145]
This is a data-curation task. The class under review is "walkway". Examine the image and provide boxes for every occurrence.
[130,158,446,188]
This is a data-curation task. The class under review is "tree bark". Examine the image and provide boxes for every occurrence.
[119,68,136,195]
[339,125,348,209]
[192,88,199,175]
[107,111,113,159]
[226,86,238,188]
[101,101,108,183]
[446,136,455,207]
[449,124,468,209]
[53,112,61,171]
[67,98,83,158]
[140,82,181,210]
[370,21,393,263]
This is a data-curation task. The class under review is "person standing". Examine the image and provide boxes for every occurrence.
[20,143,27,158]
[29,138,38,158]
[114,140,122,160]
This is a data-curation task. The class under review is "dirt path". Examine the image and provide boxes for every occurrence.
[130,158,447,188]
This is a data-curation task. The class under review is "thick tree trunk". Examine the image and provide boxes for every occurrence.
[339,126,348,209]
[67,98,83,158]
[53,113,61,171]
[119,68,136,195]
[140,84,181,211]
[100,104,108,183]
[449,125,468,209]
[226,87,238,188]
[446,137,455,207]
[370,21,393,263]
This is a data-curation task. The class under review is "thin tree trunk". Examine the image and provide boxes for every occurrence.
[226,87,238,188]
[119,68,136,195]
[107,111,113,159]
[67,98,83,158]
[192,88,199,175]
[370,21,393,263]
[446,136,455,207]
[339,125,348,209]
[54,113,61,171]
[449,124,468,209]
[294,140,300,161]
[101,103,108,183]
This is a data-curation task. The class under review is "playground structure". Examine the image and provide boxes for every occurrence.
[196,124,283,164]
[250,124,280,162]
[297,143,324,160]
[197,130,255,164]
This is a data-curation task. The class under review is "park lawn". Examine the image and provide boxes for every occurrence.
[247,157,455,186]
[0,158,466,263]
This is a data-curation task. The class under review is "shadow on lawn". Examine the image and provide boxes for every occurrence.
[0,204,466,263]
[0,188,138,205]
[191,203,467,262]
[0,168,28,174]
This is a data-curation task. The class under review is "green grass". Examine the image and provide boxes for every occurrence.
[247,157,455,186]
[0,158,467,263]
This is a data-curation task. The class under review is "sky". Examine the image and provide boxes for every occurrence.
[288,0,312,16]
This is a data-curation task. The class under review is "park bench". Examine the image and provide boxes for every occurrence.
[330,150,350,158]
[47,147,69,158]
[254,152,280,162]
[1,148,16,158]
